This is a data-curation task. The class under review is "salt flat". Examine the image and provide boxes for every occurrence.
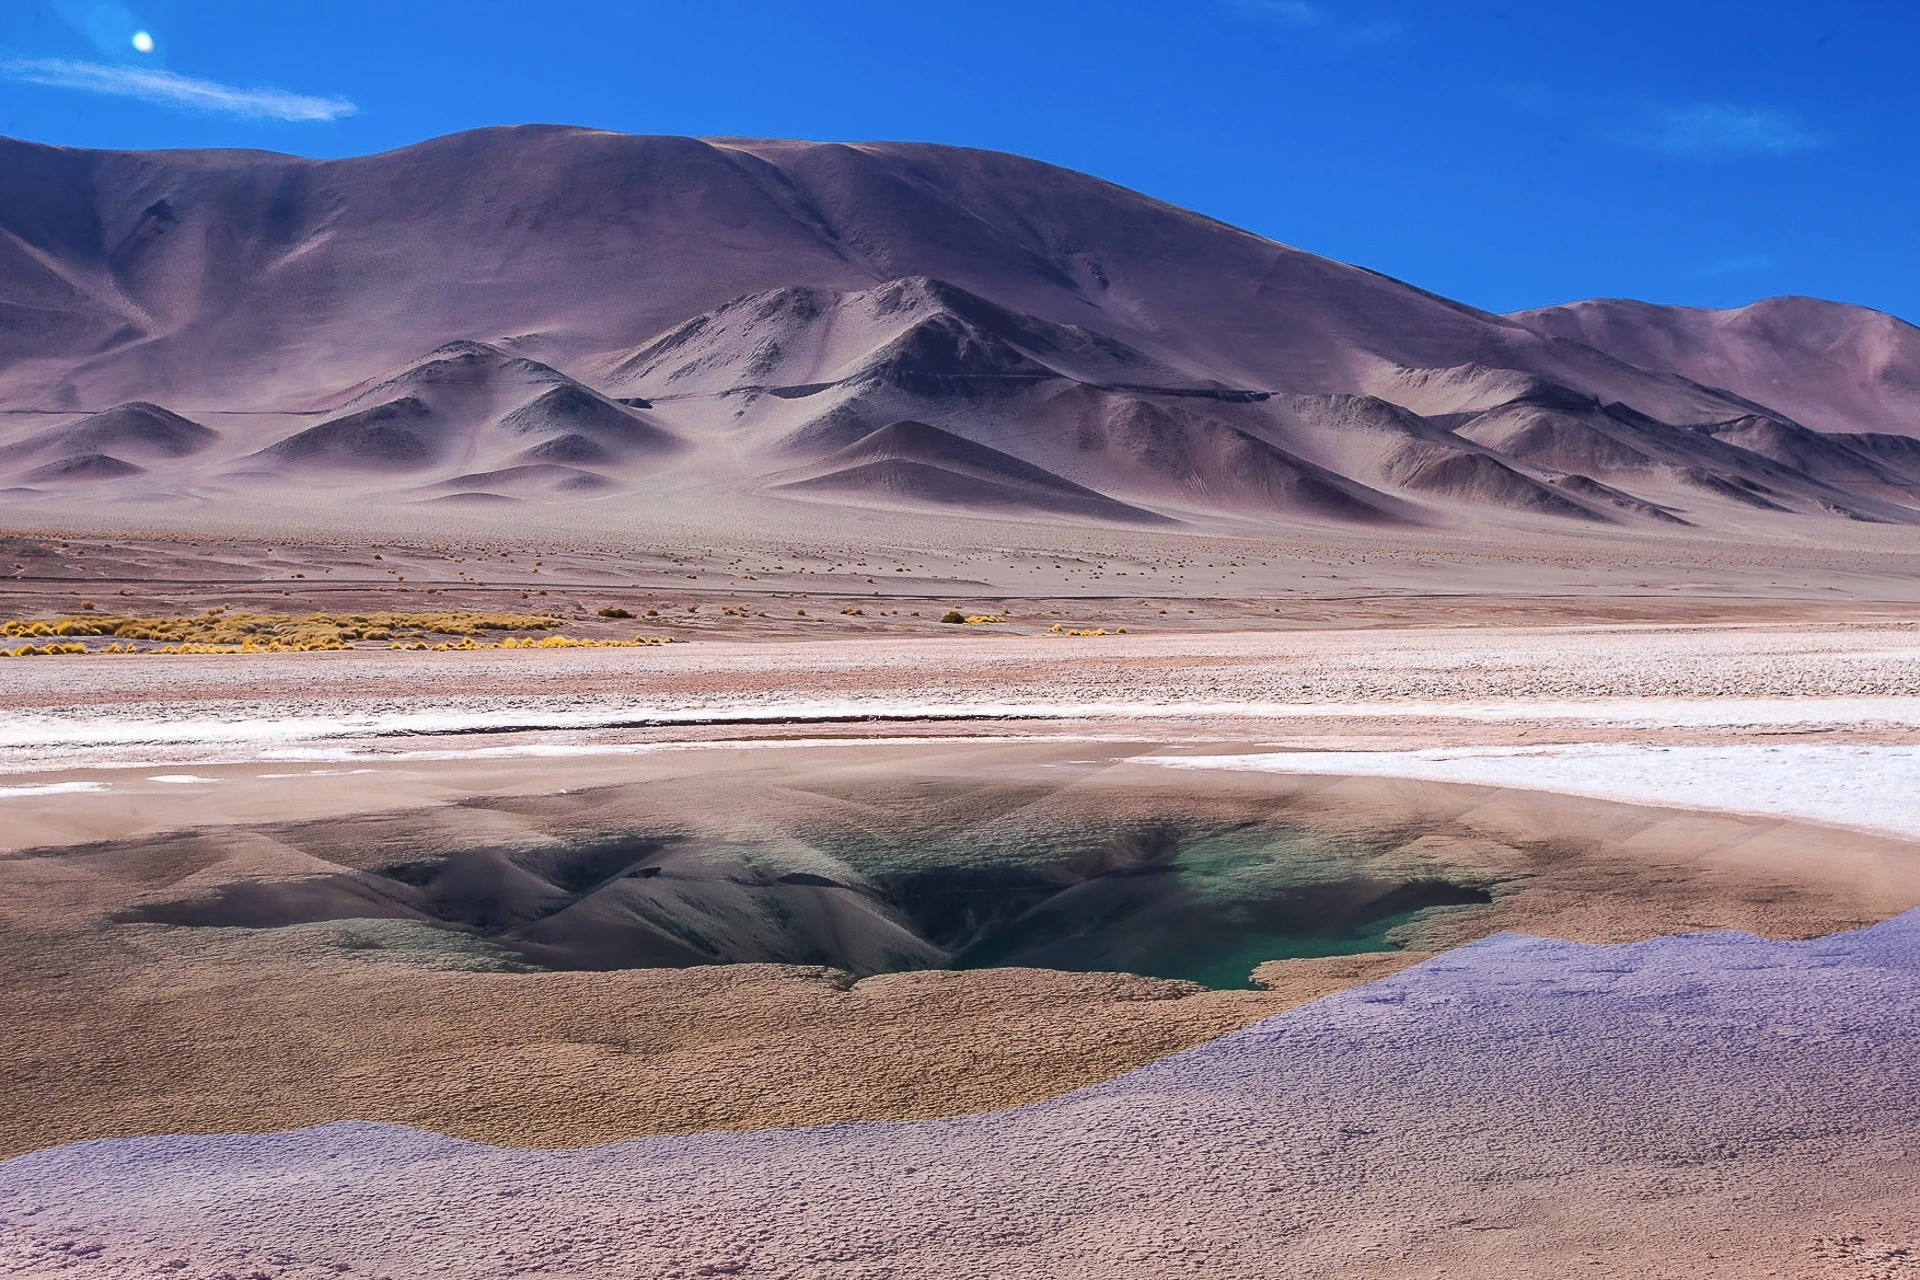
[1151,743,1920,841]
[2,617,1917,1182]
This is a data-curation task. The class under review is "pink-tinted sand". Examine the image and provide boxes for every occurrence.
[4,912,1917,1279]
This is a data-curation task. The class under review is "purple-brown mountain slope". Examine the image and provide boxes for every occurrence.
[1512,296,1920,440]
[1,124,1916,531]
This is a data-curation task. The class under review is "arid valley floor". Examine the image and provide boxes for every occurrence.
[3,520,1920,1278]
[4,120,1920,1278]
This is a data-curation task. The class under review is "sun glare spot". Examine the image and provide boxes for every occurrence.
[131,30,156,54]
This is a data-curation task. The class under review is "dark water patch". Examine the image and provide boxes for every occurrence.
[887,863,1489,990]
[978,880,1493,991]
[118,822,1495,988]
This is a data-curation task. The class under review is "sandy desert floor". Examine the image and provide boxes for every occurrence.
[7,516,1920,631]
[5,614,1920,1152]
[5,529,1920,1277]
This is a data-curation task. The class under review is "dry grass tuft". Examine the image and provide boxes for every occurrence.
[0,610,575,657]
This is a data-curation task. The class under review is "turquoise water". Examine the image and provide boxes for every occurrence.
[946,873,1490,990]
[1143,903,1475,991]
[895,828,1494,989]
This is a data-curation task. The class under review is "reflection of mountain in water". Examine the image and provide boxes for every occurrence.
[119,820,1493,990]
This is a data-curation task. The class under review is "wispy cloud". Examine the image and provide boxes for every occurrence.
[1612,104,1822,159]
[0,56,355,122]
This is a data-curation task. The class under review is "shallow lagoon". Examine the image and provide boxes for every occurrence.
[123,790,1496,989]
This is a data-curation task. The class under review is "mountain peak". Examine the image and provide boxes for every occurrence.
[0,125,1913,529]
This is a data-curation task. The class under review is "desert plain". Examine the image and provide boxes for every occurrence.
[2,125,1920,1278]
[2,518,1920,1278]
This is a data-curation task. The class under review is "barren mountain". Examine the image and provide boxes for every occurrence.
[0,125,1915,533]
[1511,295,1920,439]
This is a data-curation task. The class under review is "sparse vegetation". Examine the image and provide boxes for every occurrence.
[433,635,672,651]
[0,610,583,656]
[597,607,634,618]
[940,610,966,624]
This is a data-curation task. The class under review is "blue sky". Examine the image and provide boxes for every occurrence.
[0,0,1913,323]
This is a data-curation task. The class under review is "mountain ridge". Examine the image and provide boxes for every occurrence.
[0,125,1915,534]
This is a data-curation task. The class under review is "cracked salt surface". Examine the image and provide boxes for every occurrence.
[1146,744,1920,842]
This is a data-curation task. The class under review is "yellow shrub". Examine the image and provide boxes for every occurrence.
[0,610,671,657]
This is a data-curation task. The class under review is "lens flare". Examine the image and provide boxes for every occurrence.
[131,30,156,54]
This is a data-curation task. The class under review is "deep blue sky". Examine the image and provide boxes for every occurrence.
[1,0,1913,322]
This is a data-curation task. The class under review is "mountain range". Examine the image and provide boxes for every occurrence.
[2,124,1917,533]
